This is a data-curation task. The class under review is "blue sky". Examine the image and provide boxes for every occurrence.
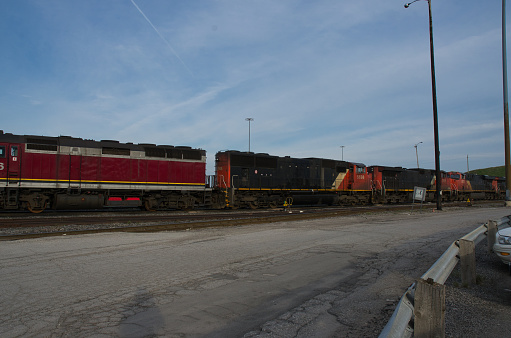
[0,0,508,174]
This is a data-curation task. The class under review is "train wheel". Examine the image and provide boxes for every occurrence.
[269,201,278,209]
[144,200,157,212]
[248,201,258,209]
[178,201,189,210]
[27,201,47,214]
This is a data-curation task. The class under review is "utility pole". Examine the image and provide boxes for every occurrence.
[502,0,511,206]
[405,0,442,210]
[245,117,254,153]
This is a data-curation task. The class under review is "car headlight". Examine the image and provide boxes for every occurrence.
[498,235,511,244]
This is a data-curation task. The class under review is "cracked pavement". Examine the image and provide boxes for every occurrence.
[1,206,509,337]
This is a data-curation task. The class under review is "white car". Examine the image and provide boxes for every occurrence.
[493,227,511,264]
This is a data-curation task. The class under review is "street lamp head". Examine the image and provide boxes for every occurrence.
[404,0,423,8]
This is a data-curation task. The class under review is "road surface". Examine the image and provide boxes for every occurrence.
[0,206,509,337]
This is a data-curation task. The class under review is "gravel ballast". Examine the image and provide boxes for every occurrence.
[443,241,511,337]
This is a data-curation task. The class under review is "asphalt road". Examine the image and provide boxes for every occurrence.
[1,206,509,337]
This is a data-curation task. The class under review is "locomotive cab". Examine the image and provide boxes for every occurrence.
[0,142,21,186]
[447,172,471,191]
[0,138,28,210]
[347,163,372,190]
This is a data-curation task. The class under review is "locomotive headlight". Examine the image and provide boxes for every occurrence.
[498,234,511,245]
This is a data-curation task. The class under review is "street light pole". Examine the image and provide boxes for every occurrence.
[245,117,254,152]
[502,0,511,206]
[340,145,345,161]
[414,142,423,168]
[405,0,442,210]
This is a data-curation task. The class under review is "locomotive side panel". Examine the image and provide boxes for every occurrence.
[466,174,489,191]
[369,166,403,190]
[57,154,70,186]
[21,151,57,187]
[146,158,160,186]
[100,156,130,187]
[81,154,101,188]
[171,161,184,185]
[131,158,146,184]
[193,161,207,185]
[179,162,192,184]
[69,154,82,187]
[399,169,434,190]
[158,160,169,184]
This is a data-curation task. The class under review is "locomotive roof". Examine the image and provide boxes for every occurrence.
[219,150,277,157]
[219,150,349,164]
[349,162,366,167]
[218,150,351,170]
[0,131,205,153]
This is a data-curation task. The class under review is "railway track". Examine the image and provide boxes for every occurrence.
[0,201,494,241]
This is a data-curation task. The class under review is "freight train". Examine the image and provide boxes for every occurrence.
[0,131,505,213]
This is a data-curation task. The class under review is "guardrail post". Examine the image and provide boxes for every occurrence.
[459,239,476,286]
[487,220,497,253]
[414,278,445,338]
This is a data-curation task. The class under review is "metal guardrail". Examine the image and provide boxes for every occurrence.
[379,215,511,338]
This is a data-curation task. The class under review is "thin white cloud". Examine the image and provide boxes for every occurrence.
[129,0,193,76]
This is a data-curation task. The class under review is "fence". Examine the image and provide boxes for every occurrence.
[379,215,511,338]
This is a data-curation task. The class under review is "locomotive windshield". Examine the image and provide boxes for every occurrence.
[0,146,4,158]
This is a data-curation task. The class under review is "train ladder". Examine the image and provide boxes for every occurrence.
[451,183,459,198]
[371,180,385,203]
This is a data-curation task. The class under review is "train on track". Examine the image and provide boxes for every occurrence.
[0,131,505,213]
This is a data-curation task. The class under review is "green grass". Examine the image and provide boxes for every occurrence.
[468,166,505,177]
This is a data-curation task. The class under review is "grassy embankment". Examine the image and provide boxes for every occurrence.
[468,166,504,177]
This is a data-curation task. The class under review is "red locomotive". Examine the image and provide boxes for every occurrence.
[0,131,215,212]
